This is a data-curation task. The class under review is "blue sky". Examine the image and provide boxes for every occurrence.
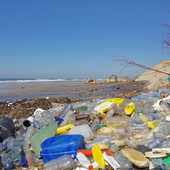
[0,0,169,79]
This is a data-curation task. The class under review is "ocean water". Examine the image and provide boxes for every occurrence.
[0,78,106,87]
[0,78,105,88]
[0,78,107,101]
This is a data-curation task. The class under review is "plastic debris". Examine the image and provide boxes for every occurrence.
[0,88,170,169]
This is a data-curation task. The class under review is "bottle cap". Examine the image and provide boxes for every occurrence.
[88,165,93,170]
[27,158,31,162]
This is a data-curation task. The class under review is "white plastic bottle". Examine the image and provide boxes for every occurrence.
[103,152,120,170]
[77,152,93,170]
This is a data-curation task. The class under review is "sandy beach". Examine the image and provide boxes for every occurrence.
[0,81,146,101]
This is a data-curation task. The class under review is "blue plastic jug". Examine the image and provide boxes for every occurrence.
[40,134,85,163]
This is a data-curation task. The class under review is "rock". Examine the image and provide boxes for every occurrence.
[121,148,149,168]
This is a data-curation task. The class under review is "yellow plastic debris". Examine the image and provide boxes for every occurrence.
[94,102,113,118]
[125,102,135,115]
[92,145,105,169]
[55,124,74,135]
[105,98,124,106]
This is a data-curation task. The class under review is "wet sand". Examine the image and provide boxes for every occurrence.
[0,81,147,101]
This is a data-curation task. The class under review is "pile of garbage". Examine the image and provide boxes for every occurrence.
[0,88,170,170]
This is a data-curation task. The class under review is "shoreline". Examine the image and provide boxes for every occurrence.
[0,81,147,102]
[0,81,147,120]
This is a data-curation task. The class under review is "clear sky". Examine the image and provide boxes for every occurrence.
[0,0,169,79]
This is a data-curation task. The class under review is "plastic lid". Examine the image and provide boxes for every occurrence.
[88,165,93,170]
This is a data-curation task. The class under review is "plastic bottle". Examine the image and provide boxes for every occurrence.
[33,120,46,130]
[113,127,126,140]
[19,119,32,133]
[60,110,75,126]
[55,124,74,135]
[0,136,14,151]
[113,151,132,170]
[75,106,88,114]
[97,127,114,135]
[123,136,138,148]
[1,146,22,169]
[13,154,22,166]
[1,158,13,169]
[102,108,115,122]
[103,152,120,170]
[75,113,89,120]
[147,137,163,149]
[23,143,32,162]
[90,116,100,132]
[59,104,73,119]
[103,117,128,128]
[24,125,35,143]
[161,138,170,148]
[31,153,44,168]
[151,158,164,169]
[77,152,93,169]
[92,145,105,169]
[94,102,114,118]
[85,137,111,150]
[147,122,170,139]
[126,124,148,133]
[108,143,119,152]
[7,139,26,149]
[44,155,76,170]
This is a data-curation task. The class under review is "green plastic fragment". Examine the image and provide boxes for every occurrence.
[30,122,58,158]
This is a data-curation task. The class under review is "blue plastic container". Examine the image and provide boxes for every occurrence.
[40,134,85,163]
[168,77,170,83]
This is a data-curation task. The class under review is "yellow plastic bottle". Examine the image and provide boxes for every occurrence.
[105,98,124,106]
[94,102,113,118]
[139,113,155,129]
[125,102,135,115]
[55,124,74,135]
[92,145,105,169]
